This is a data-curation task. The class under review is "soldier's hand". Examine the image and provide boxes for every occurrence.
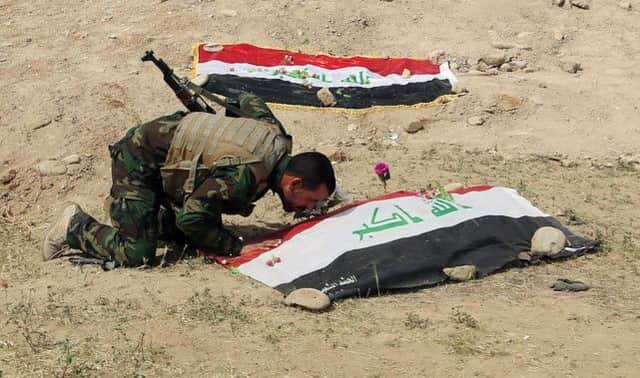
[239,239,282,256]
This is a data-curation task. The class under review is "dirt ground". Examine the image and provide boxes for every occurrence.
[1,0,639,376]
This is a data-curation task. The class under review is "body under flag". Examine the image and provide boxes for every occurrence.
[215,186,597,301]
[193,43,457,109]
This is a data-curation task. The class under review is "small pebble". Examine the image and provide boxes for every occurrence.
[570,0,590,9]
[467,116,485,126]
[443,265,477,281]
[404,119,427,134]
[479,53,506,68]
[619,1,632,10]
[499,63,514,72]
[518,252,532,261]
[220,9,238,17]
[37,160,67,176]
[511,60,528,70]
[62,154,81,165]
[1,169,17,185]
[452,86,469,95]
[495,93,524,111]
[491,41,515,50]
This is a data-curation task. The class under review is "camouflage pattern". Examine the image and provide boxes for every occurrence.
[66,93,289,267]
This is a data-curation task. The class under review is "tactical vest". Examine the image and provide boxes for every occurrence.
[160,112,292,204]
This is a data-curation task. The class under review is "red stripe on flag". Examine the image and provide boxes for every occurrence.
[197,43,442,76]
[214,186,494,268]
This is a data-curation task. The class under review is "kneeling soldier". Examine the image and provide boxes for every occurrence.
[43,93,335,268]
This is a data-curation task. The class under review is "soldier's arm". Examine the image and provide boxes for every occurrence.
[237,93,281,125]
[174,165,256,256]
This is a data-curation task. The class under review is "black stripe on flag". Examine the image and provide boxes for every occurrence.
[274,215,597,300]
[202,75,454,109]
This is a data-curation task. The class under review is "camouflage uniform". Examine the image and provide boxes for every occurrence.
[66,93,290,267]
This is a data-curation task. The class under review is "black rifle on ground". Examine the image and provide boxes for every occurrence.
[141,50,215,113]
[68,256,116,271]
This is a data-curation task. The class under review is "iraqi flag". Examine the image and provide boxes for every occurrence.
[193,43,457,109]
[217,186,597,300]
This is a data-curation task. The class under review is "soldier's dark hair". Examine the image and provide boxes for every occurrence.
[286,152,336,194]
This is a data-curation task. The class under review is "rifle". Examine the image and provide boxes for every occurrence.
[141,50,215,113]
[142,50,290,136]
[68,256,116,271]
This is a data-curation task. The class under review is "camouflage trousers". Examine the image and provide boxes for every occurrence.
[65,124,182,267]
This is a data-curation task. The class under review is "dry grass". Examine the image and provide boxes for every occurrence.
[1,146,639,376]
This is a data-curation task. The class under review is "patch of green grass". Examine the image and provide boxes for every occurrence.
[560,208,585,226]
[367,140,383,151]
[55,338,94,378]
[451,307,479,329]
[446,334,482,355]
[264,332,281,345]
[185,288,251,331]
[403,312,429,330]
[594,228,612,255]
[516,179,535,199]
[5,289,52,353]
[108,332,170,376]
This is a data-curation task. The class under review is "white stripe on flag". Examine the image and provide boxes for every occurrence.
[197,61,457,88]
[238,187,547,287]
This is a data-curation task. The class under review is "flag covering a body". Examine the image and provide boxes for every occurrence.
[194,43,457,109]
[216,186,597,300]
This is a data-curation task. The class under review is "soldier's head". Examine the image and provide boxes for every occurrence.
[277,152,336,213]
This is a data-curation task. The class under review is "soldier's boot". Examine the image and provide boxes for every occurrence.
[42,202,83,261]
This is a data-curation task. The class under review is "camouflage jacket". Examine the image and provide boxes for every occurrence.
[119,93,289,256]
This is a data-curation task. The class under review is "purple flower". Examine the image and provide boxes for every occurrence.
[374,162,391,181]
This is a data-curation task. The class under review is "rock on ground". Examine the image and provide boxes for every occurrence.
[220,9,238,17]
[443,265,477,281]
[619,1,632,10]
[553,29,566,41]
[479,53,506,68]
[317,88,337,106]
[404,119,428,133]
[62,154,81,165]
[495,93,524,111]
[467,116,485,126]
[570,0,590,9]
[1,169,17,185]
[37,160,67,176]
[284,288,331,311]
[531,226,567,256]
